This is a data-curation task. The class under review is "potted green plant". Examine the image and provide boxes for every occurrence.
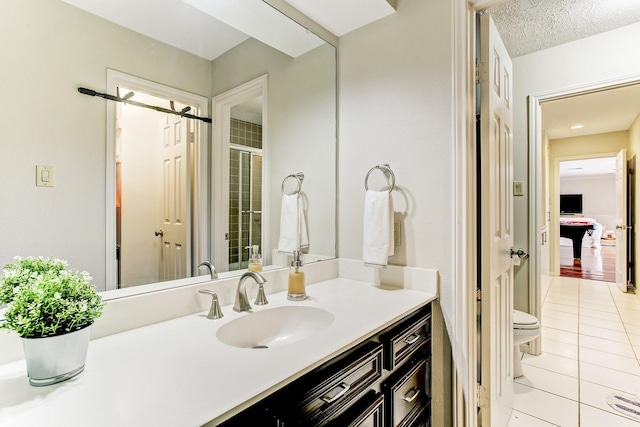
[0,256,105,386]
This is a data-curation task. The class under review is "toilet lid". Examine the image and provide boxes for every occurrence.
[513,310,539,329]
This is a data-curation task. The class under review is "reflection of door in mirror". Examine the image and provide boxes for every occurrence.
[106,70,209,291]
[228,99,264,271]
[116,89,193,287]
[229,148,262,271]
[213,77,268,274]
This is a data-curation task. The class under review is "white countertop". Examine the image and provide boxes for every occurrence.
[0,278,435,427]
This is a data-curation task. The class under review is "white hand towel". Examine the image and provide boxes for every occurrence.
[363,190,394,267]
[278,194,309,253]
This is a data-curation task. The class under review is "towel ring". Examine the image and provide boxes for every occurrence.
[364,164,395,193]
[281,172,305,196]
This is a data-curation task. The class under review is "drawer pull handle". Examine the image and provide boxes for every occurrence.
[321,382,350,403]
[404,332,421,344]
[403,387,420,403]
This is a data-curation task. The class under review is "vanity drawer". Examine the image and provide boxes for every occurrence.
[381,356,430,427]
[324,390,384,427]
[380,307,431,371]
[280,341,384,425]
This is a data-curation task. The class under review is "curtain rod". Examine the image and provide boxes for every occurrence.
[77,87,212,124]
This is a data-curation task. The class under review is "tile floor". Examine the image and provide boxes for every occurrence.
[508,276,640,426]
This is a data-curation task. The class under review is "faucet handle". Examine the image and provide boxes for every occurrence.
[199,289,224,319]
[255,283,269,306]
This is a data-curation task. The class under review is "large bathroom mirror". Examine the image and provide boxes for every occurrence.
[0,0,336,295]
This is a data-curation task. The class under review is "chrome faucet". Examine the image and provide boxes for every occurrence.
[198,261,218,280]
[233,271,268,312]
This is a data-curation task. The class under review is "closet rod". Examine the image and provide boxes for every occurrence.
[77,87,212,124]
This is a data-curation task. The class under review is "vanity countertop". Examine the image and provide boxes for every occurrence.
[0,278,436,426]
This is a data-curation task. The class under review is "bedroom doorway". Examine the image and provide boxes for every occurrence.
[558,156,617,282]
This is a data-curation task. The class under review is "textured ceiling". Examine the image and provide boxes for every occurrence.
[488,0,640,57]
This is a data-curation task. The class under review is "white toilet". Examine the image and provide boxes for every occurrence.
[513,309,540,378]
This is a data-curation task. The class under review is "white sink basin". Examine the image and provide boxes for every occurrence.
[216,306,334,349]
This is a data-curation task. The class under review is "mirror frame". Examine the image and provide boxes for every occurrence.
[105,69,210,291]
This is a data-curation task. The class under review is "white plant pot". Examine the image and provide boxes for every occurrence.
[21,324,91,387]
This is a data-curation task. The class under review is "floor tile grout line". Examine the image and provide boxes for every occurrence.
[576,278,583,427]
[536,276,640,425]
[607,280,640,369]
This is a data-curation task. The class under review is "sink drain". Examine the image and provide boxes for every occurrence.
[252,345,269,349]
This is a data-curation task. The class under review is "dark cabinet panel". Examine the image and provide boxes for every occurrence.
[325,391,384,427]
[275,341,384,425]
[380,307,431,371]
[382,356,430,427]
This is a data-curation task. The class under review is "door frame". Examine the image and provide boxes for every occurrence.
[106,69,209,291]
[528,75,640,354]
[211,75,269,273]
[454,0,509,425]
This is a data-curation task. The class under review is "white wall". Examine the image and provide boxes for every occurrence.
[339,0,454,299]
[560,175,616,230]
[0,0,212,290]
[338,0,454,423]
[511,21,640,309]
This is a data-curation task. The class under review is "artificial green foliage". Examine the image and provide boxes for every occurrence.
[0,257,105,338]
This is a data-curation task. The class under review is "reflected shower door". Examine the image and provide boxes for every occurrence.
[229,148,262,271]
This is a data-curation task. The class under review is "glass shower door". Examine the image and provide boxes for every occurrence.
[228,149,262,271]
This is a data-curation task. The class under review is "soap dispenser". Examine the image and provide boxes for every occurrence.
[287,250,306,301]
[247,245,263,272]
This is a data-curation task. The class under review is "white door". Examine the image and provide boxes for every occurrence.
[616,149,628,293]
[159,114,191,281]
[479,13,514,427]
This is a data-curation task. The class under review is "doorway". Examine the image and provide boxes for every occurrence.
[212,76,268,274]
[529,79,640,354]
[557,157,616,282]
[105,70,209,291]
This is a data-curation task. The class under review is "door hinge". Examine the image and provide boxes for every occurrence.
[475,59,487,85]
[189,132,195,143]
[477,383,489,408]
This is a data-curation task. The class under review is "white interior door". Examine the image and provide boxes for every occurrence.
[616,148,628,293]
[159,114,191,281]
[479,13,514,427]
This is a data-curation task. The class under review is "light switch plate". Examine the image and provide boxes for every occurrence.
[36,165,54,187]
[513,181,524,196]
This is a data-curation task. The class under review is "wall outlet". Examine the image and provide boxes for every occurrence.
[394,220,401,246]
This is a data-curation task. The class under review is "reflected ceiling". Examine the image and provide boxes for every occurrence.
[62,0,324,59]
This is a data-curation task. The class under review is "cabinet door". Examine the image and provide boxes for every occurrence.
[324,391,384,427]
[276,341,384,425]
[380,307,431,371]
[382,356,430,427]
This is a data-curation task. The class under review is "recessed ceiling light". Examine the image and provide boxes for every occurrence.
[571,124,584,129]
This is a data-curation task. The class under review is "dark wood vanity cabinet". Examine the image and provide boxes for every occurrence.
[219,304,431,427]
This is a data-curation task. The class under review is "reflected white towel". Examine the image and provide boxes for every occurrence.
[278,194,309,253]
[363,190,394,267]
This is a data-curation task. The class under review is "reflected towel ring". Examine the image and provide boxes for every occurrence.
[364,164,395,193]
[281,172,305,196]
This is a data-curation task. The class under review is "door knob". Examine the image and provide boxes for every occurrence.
[615,225,632,230]
[510,248,529,259]
[154,230,164,237]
